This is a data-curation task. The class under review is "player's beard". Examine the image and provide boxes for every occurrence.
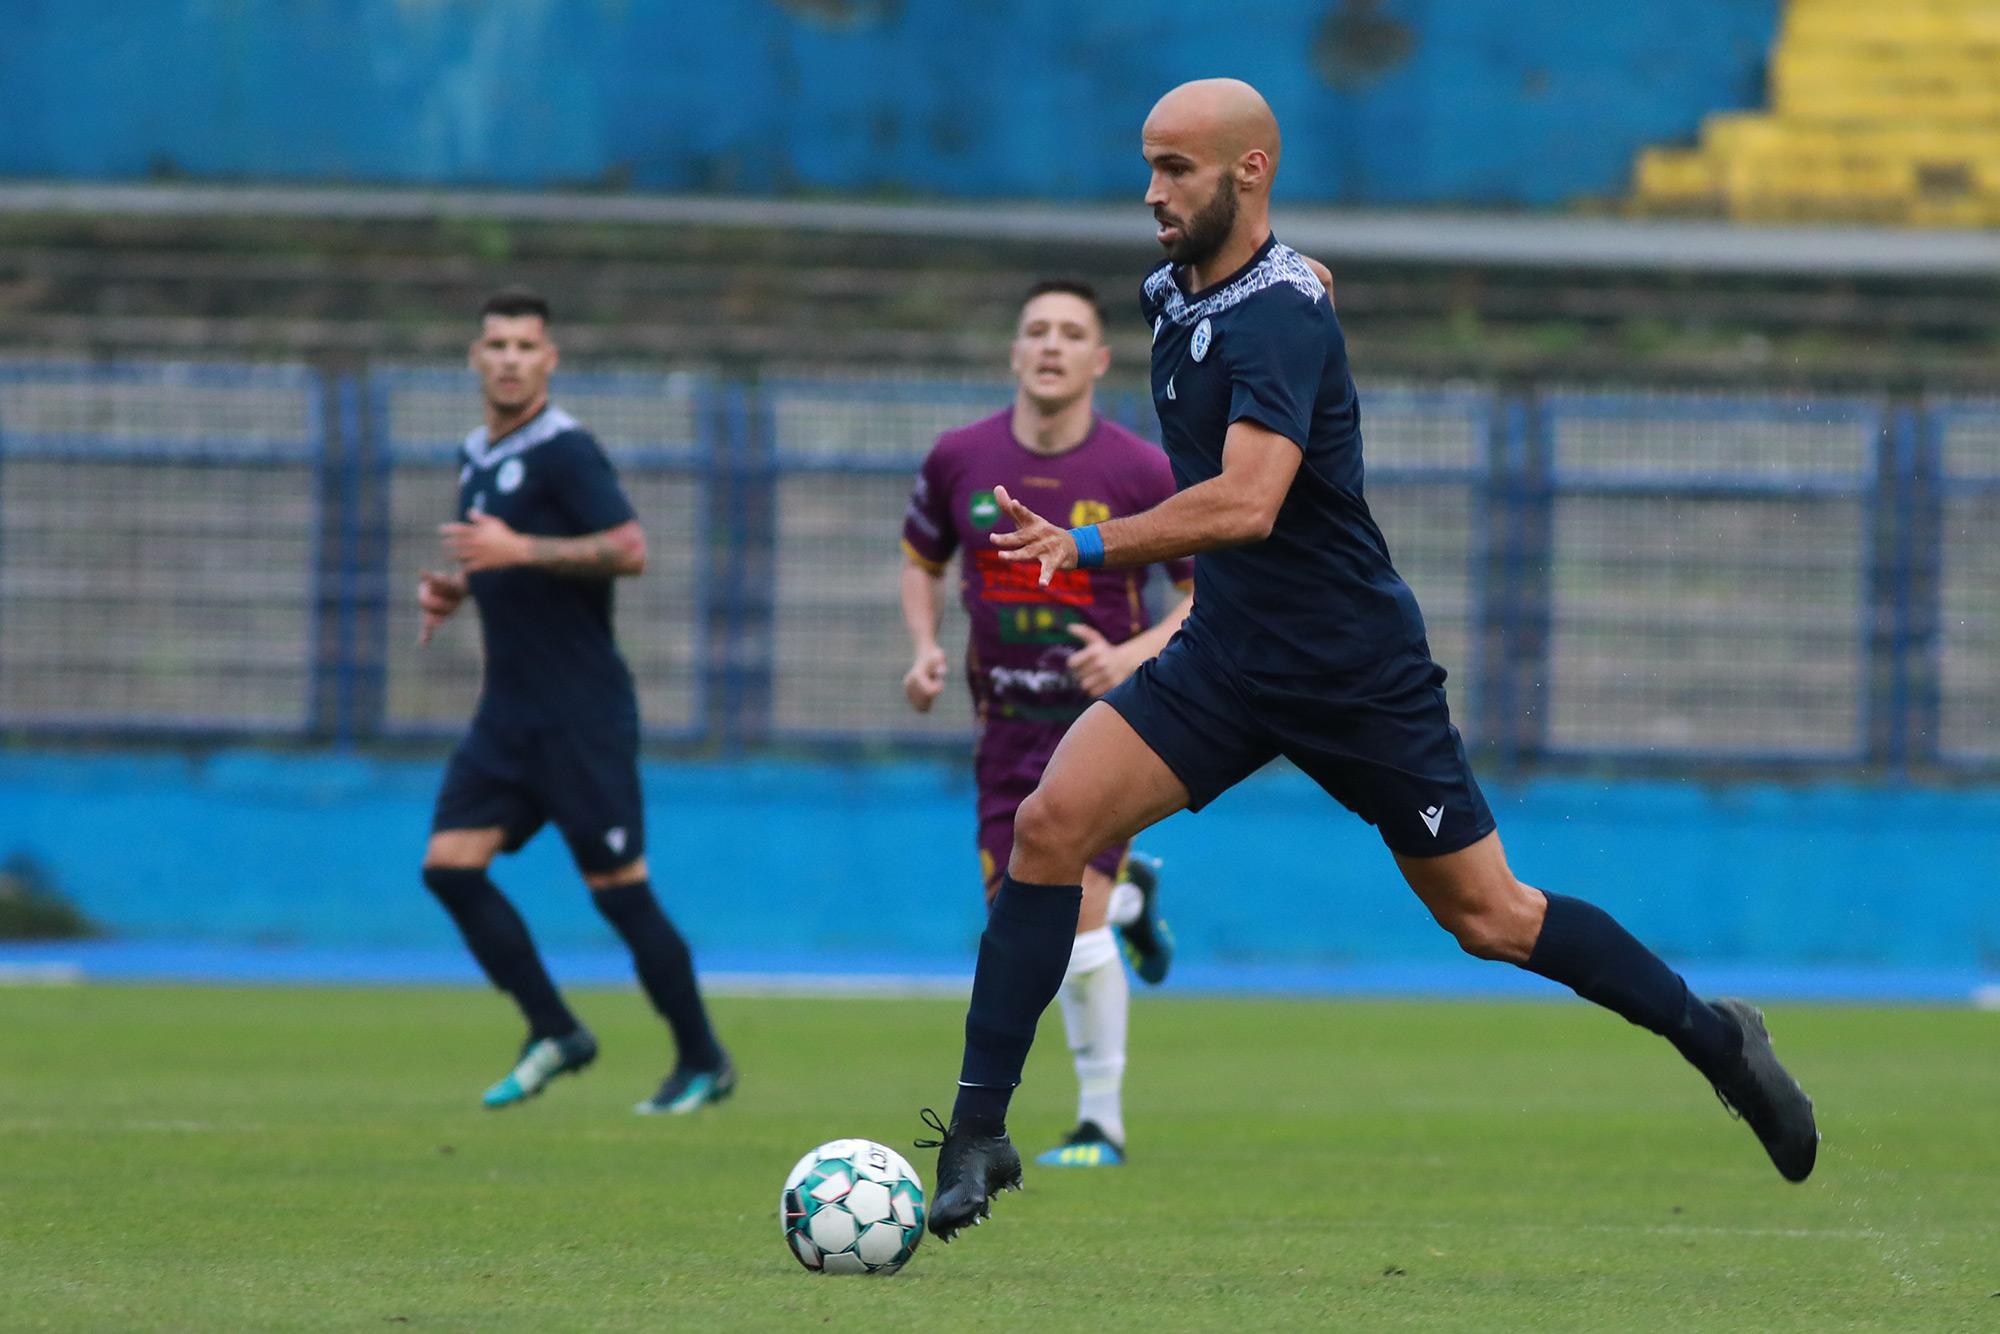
[1159,178,1239,268]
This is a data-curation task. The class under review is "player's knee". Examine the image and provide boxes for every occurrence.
[422,863,490,909]
[1443,912,1513,962]
[1435,890,1539,964]
[583,856,648,893]
[1012,788,1090,865]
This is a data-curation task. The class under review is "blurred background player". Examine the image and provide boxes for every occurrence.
[900,279,1193,1167]
[416,287,733,1114]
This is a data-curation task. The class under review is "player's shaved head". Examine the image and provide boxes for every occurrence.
[1142,79,1282,271]
[1144,79,1281,181]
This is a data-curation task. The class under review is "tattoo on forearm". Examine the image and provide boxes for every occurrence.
[528,534,629,577]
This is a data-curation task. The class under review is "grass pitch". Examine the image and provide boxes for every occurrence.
[1,986,1993,1331]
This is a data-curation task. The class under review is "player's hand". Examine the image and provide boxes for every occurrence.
[903,643,949,713]
[988,484,1077,587]
[1065,623,1142,698]
[1300,254,1335,303]
[440,511,532,574]
[416,569,468,647]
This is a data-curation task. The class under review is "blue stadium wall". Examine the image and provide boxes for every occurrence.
[0,2,1779,206]
[2,753,1994,1000]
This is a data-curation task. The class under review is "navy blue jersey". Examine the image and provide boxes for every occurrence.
[455,405,638,724]
[1141,236,1426,674]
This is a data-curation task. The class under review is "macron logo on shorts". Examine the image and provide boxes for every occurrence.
[1419,805,1444,838]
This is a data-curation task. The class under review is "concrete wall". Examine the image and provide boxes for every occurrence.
[0,2,1780,206]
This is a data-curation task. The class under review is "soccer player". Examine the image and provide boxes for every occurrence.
[900,279,1194,1168]
[921,80,1819,1240]
[416,287,733,1115]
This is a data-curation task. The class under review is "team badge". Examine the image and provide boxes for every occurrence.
[969,490,1000,529]
[1070,499,1110,527]
[1191,317,1213,362]
[497,458,525,494]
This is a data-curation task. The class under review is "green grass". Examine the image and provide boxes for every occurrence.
[1,988,1994,1331]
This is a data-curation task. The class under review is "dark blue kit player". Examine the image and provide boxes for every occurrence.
[919,81,1819,1241]
[418,287,734,1114]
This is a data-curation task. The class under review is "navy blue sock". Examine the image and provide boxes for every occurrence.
[593,880,726,1072]
[1526,892,1740,1073]
[422,866,579,1041]
[952,875,1083,1130]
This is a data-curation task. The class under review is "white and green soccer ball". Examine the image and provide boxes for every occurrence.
[780,1138,926,1275]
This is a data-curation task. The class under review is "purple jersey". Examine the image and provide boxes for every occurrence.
[902,409,1193,727]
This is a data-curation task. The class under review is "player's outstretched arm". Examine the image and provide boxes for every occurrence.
[991,420,1300,585]
[440,512,647,579]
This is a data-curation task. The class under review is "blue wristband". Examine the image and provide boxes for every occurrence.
[1069,523,1106,569]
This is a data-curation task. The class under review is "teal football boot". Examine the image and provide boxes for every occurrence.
[635,1058,737,1115]
[482,1028,598,1109]
[1116,853,1174,986]
[1035,1120,1126,1168]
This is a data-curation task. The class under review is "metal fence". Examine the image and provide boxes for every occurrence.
[0,358,1988,775]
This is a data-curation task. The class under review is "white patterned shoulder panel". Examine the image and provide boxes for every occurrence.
[463,406,582,467]
[1143,245,1326,328]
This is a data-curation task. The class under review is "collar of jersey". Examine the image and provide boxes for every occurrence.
[1144,235,1323,328]
[463,404,578,468]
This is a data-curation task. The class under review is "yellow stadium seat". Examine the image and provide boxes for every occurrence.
[1628,0,2000,225]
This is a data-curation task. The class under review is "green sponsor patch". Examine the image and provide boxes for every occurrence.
[968,489,1000,529]
[997,605,1082,644]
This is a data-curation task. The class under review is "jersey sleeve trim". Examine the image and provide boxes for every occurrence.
[1225,406,1309,451]
[900,539,948,575]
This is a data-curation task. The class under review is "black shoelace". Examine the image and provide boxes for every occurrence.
[914,1106,949,1150]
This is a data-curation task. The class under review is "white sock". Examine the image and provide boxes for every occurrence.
[1106,880,1143,929]
[1056,926,1129,1146]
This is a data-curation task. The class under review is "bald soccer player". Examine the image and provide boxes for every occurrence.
[918,79,1818,1242]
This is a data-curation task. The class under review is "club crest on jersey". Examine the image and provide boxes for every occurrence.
[969,490,1000,529]
[1070,499,1110,527]
[497,458,525,494]
[1191,317,1213,362]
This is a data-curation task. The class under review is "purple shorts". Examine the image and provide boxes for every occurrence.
[974,716,1128,891]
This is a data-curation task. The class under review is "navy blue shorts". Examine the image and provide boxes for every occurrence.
[431,712,646,875]
[1103,632,1495,857]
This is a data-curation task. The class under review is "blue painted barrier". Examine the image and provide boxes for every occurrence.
[2,751,1993,1000]
[0,2,1780,206]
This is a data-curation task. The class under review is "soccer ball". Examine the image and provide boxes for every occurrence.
[780,1138,926,1275]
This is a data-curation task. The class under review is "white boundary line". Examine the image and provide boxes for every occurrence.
[703,971,968,1000]
[0,962,83,986]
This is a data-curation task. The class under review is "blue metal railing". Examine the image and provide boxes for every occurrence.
[1533,391,1888,766]
[0,360,1990,776]
[0,360,324,737]
[1920,400,2000,770]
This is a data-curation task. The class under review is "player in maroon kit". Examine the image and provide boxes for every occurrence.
[900,280,1193,1167]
